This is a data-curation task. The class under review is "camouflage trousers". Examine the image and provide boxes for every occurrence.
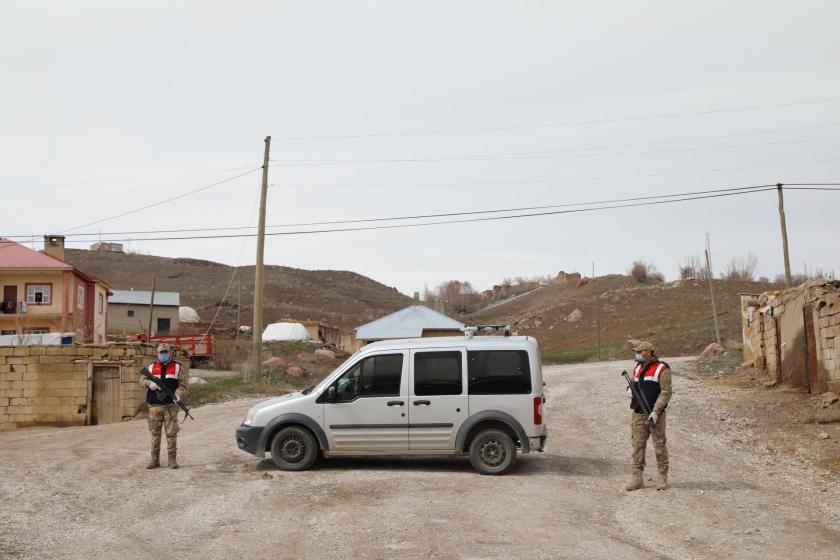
[148,404,180,455]
[631,410,668,473]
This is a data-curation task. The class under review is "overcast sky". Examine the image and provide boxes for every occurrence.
[2,1,840,295]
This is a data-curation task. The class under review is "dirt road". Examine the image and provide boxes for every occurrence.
[2,358,839,559]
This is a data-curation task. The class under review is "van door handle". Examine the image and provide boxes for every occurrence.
[386,401,404,407]
[413,400,431,406]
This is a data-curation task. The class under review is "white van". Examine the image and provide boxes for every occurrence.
[235,335,547,475]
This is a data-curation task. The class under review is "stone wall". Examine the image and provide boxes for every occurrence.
[817,294,840,393]
[0,343,189,431]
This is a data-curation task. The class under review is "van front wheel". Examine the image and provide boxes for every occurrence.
[468,429,517,475]
[270,426,318,471]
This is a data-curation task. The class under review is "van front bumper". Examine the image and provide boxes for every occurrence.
[236,424,265,457]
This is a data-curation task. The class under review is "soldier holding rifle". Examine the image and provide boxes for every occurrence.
[622,341,672,491]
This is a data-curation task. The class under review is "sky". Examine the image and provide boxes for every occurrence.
[2,0,840,296]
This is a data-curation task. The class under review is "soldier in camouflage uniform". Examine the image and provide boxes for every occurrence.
[140,343,187,469]
[625,341,673,491]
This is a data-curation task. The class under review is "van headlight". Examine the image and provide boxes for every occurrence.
[243,408,256,426]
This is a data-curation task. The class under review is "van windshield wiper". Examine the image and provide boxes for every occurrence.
[301,384,317,395]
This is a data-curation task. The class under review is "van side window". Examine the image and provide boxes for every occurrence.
[414,351,462,396]
[335,354,403,402]
[468,350,531,394]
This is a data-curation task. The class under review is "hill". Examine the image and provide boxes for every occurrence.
[465,275,782,362]
[64,249,412,331]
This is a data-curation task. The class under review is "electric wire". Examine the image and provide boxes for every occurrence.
[1,183,775,239]
[56,168,261,234]
[53,187,782,243]
[272,96,840,140]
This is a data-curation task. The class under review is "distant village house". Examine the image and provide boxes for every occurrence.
[108,290,180,336]
[0,236,110,343]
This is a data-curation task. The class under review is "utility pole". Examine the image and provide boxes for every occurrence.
[777,183,792,287]
[252,136,271,384]
[704,233,721,346]
[236,272,241,340]
[147,270,157,339]
[595,293,601,361]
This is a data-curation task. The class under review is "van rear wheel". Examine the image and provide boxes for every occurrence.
[270,426,318,471]
[468,429,517,475]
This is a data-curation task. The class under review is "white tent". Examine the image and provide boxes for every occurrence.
[262,322,310,342]
[178,306,201,323]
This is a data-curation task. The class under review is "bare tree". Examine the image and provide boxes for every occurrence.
[628,261,665,284]
[428,280,479,313]
[678,255,707,280]
[722,252,758,281]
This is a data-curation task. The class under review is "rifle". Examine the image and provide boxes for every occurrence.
[140,367,194,423]
[621,369,655,429]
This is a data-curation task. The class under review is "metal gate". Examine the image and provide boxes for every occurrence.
[91,365,122,425]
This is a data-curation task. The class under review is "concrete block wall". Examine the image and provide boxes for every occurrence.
[0,343,189,430]
[818,296,840,392]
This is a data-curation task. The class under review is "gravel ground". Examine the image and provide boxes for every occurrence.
[1,357,838,560]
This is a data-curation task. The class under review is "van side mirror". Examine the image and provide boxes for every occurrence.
[327,386,337,403]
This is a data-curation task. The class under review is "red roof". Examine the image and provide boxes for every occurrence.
[0,238,73,270]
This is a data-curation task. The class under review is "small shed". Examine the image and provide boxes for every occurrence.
[355,305,466,343]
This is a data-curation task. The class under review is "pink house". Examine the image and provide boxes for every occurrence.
[0,236,111,343]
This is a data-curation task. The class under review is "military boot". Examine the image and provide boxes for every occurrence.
[146,451,160,470]
[167,451,179,469]
[625,469,644,491]
[656,470,668,491]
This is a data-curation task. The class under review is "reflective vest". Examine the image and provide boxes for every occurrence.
[146,360,181,405]
[630,360,668,413]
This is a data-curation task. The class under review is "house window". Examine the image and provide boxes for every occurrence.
[1,329,15,336]
[23,327,49,334]
[26,284,51,305]
[157,317,171,334]
[127,309,135,317]
[77,286,85,310]
[97,293,104,314]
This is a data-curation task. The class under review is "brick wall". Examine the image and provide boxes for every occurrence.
[0,343,189,430]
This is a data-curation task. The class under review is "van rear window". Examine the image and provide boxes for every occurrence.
[468,350,531,394]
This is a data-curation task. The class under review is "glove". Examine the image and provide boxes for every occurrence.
[147,381,160,391]
[649,411,659,425]
[174,395,181,403]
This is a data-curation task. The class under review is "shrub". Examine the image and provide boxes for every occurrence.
[629,261,665,284]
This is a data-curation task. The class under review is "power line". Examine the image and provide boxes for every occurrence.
[53,187,783,243]
[269,135,840,166]
[272,96,840,140]
[56,168,261,234]
[0,165,256,193]
[1,183,774,239]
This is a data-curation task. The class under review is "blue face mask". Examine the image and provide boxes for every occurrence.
[158,352,170,363]
[634,352,645,363]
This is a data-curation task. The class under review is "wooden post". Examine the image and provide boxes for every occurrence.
[236,273,241,340]
[253,136,271,384]
[595,293,601,361]
[777,183,792,287]
[147,271,157,339]
[705,233,721,346]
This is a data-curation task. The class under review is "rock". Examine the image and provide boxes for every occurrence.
[818,432,829,440]
[816,392,839,407]
[286,366,305,377]
[701,343,725,358]
[741,360,755,368]
[261,472,274,480]
[188,376,208,385]
[534,320,543,328]
[262,356,286,371]
[314,349,336,360]
[565,309,582,323]
[763,380,778,388]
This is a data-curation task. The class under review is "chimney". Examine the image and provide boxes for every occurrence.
[43,235,66,262]
[413,291,420,304]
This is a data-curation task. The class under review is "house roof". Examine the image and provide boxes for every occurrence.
[109,290,181,306]
[355,305,465,340]
[0,238,72,270]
